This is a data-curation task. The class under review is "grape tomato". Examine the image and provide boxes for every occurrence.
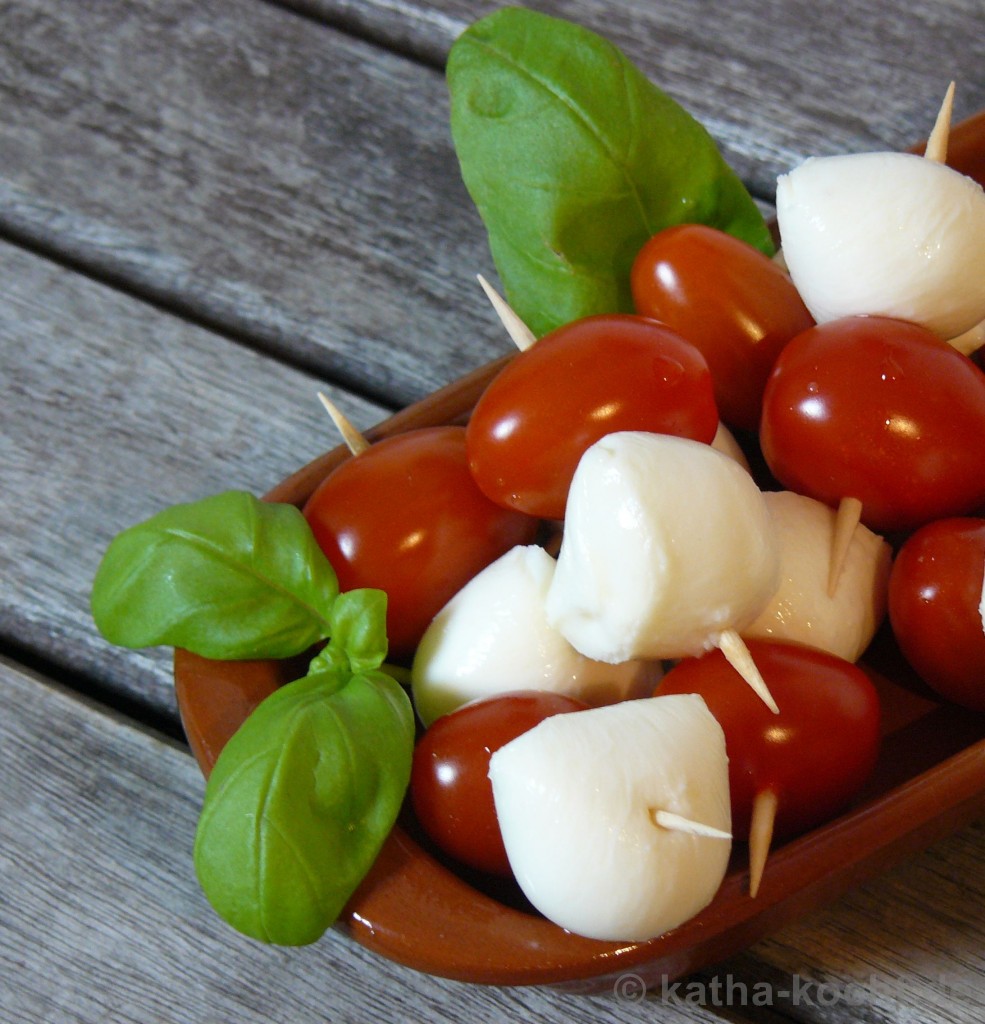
[888,517,985,711]
[303,426,539,660]
[466,313,718,520]
[410,691,588,876]
[631,224,814,431]
[657,640,881,840]
[760,316,985,534]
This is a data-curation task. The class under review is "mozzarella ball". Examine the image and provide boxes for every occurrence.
[545,432,779,662]
[411,544,660,726]
[489,693,731,942]
[777,151,985,340]
[744,491,892,662]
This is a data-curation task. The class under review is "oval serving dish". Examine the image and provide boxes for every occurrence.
[174,109,985,992]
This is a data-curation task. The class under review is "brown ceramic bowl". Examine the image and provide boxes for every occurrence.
[174,109,985,991]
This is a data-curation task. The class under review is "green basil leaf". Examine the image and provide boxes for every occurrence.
[448,7,773,337]
[91,490,339,659]
[193,667,415,945]
[308,588,389,677]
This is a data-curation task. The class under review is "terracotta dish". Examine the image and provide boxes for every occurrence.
[174,109,985,991]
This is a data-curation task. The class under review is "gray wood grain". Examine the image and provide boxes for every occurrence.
[292,0,985,189]
[3,657,985,1023]
[0,657,726,1024]
[0,0,508,408]
[108,0,985,189]
[0,239,387,722]
[745,826,985,1024]
[3,2,985,1020]
[4,0,983,410]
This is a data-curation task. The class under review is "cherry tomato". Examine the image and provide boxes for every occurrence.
[888,518,985,711]
[657,640,881,840]
[631,224,814,432]
[466,314,718,520]
[303,426,539,660]
[410,691,588,875]
[760,316,985,533]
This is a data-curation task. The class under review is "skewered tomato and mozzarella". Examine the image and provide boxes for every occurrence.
[630,223,814,432]
[465,313,719,520]
[544,432,779,664]
[775,151,985,342]
[308,103,985,946]
[759,316,985,535]
[302,426,539,660]
[410,544,661,727]
[488,693,731,941]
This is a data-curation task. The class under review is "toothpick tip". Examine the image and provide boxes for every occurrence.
[316,391,371,456]
[718,629,780,714]
[748,790,779,899]
[476,274,537,351]
[652,809,732,841]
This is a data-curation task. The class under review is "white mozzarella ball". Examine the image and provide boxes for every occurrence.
[711,421,751,473]
[411,544,661,726]
[489,693,731,941]
[744,491,892,662]
[776,151,985,340]
[545,432,779,662]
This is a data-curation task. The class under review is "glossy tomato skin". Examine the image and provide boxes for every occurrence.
[303,426,539,661]
[888,518,985,711]
[631,224,814,432]
[760,316,985,534]
[657,640,881,840]
[410,691,588,876]
[466,314,718,520]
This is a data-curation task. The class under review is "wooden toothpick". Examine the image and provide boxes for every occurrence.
[748,789,779,898]
[477,274,537,351]
[316,392,371,456]
[718,628,780,714]
[652,809,732,841]
[828,496,863,597]
[925,81,956,163]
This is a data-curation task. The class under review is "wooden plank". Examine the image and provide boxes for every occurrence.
[5,1,983,411]
[0,0,508,408]
[4,655,985,1023]
[715,813,985,1023]
[0,240,387,721]
[0,656,727,1024]
[278,0,985,192]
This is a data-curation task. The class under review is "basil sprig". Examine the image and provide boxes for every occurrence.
[91,490,339,660]
[448,7,773,338]
[193,592,414,945]
[91,491,416,946]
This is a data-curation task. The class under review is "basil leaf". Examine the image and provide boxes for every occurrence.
[91,490,339,659]
[448,7,773,337]
[193,667,415,945]
[308,588,389,677]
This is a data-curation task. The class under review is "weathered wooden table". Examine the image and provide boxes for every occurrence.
[3,1,985,1021]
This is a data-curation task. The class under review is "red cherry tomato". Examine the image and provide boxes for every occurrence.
[888,517,985,711]
[657,640,881,840]
[410,691,588,875]
[466,314,718,520]
[303,426,539,660]
[631,224,814,432]
[760,316,985,534]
